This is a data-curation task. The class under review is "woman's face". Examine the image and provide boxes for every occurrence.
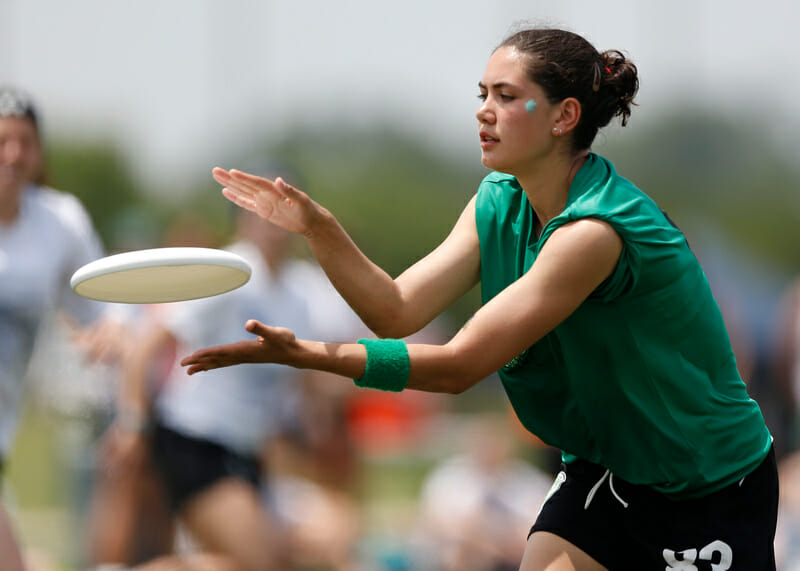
[0,116,42,198]
[476,46,557,175]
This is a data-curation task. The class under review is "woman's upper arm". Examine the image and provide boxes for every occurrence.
[384,195,482,336]
[423,218,623,387]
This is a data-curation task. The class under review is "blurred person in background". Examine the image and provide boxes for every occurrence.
[416,413,552,571]
[97,168,365,571]
[775,449,800,570]
[0,86,126,570]
[183,27,777,570]
[85,214,220,569]
[768,278,800,454]
[98,210,304,571]
[768,278,800,570]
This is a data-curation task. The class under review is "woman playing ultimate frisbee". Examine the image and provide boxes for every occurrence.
[182,27,777,570]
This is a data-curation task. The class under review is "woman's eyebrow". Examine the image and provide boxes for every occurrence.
[478,81,515,91]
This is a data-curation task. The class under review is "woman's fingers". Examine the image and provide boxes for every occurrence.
[182,347,244,374]
[228,170,306,204]
[273,177,304,202]
[214,167,309,210]
[181,321,276,375]
[180,349,222,372]
[180,320,297,376]
[227,169,282,198]
[211,166,233,183]
[245,318,272,337]
[214,168,259,199]
[214,167,300,220]
[185,363,211,375]
[221,187,254,210]
[221,187,258,212]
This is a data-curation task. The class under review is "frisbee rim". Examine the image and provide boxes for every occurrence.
[70,247,253,303]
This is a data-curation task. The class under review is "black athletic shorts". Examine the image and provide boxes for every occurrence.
[530,446,778,570]
[151,420,262,512]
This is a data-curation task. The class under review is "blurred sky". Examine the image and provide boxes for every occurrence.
[1,0,796,192]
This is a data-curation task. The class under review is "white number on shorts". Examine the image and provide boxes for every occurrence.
[663,540,732,571]
[663,548,699,570]
[699,540,733,571]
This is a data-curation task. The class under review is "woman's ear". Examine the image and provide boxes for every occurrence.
[553,97,582,136]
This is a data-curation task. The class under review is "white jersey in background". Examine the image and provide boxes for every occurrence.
[0,185,105,456]
[156,241,320,456]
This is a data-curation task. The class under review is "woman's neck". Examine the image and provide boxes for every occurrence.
[516,150,589,230]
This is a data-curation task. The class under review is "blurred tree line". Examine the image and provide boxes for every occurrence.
[43,109,800,333]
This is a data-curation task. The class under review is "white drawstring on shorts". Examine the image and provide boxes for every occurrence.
[584,468,629,510]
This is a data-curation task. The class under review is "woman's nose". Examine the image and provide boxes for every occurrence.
[476,101,494,124]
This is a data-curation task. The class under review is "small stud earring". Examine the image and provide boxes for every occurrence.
[552,127,560,135]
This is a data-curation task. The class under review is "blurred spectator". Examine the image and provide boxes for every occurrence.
[260,240,371,570]
[767,277,800,456]
[0,86,128,570]
[85,215,220,568]
[775,449,800,570]
[95,167,369,570]
[95,208,308,570]
[415,413,553,571]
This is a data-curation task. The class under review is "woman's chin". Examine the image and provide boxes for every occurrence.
[480,154,500,171]
[480,156,513,175]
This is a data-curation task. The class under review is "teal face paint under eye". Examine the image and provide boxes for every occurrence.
[525,99,537,114]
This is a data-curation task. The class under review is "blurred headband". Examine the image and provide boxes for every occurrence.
[0,88,38,127]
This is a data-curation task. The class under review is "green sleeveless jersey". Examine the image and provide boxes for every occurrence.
[475,153,771,499]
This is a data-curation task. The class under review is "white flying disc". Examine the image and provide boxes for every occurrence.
[71,247,252,304]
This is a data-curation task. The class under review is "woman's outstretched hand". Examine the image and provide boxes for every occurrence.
[212,167,320,236]
[180,320,298,375]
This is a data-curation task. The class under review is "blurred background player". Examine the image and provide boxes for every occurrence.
[415,413,552,571]
[92,165,366,570]
[84,214,220,569]
[0,86,126,570]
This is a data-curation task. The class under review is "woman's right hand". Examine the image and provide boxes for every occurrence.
[212,167,323,236]
[180,319,301,375]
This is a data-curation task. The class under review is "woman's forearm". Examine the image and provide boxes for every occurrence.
[294,338,486,395]
[181,320,488,394]
[303,208,410,337]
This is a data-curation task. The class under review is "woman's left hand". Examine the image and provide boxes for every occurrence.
[212,167,321,236]
[180,319,299,375]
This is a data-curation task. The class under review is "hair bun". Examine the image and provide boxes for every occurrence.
[600,50,639,126]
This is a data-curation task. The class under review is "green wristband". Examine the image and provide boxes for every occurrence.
[355,338,410,392]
